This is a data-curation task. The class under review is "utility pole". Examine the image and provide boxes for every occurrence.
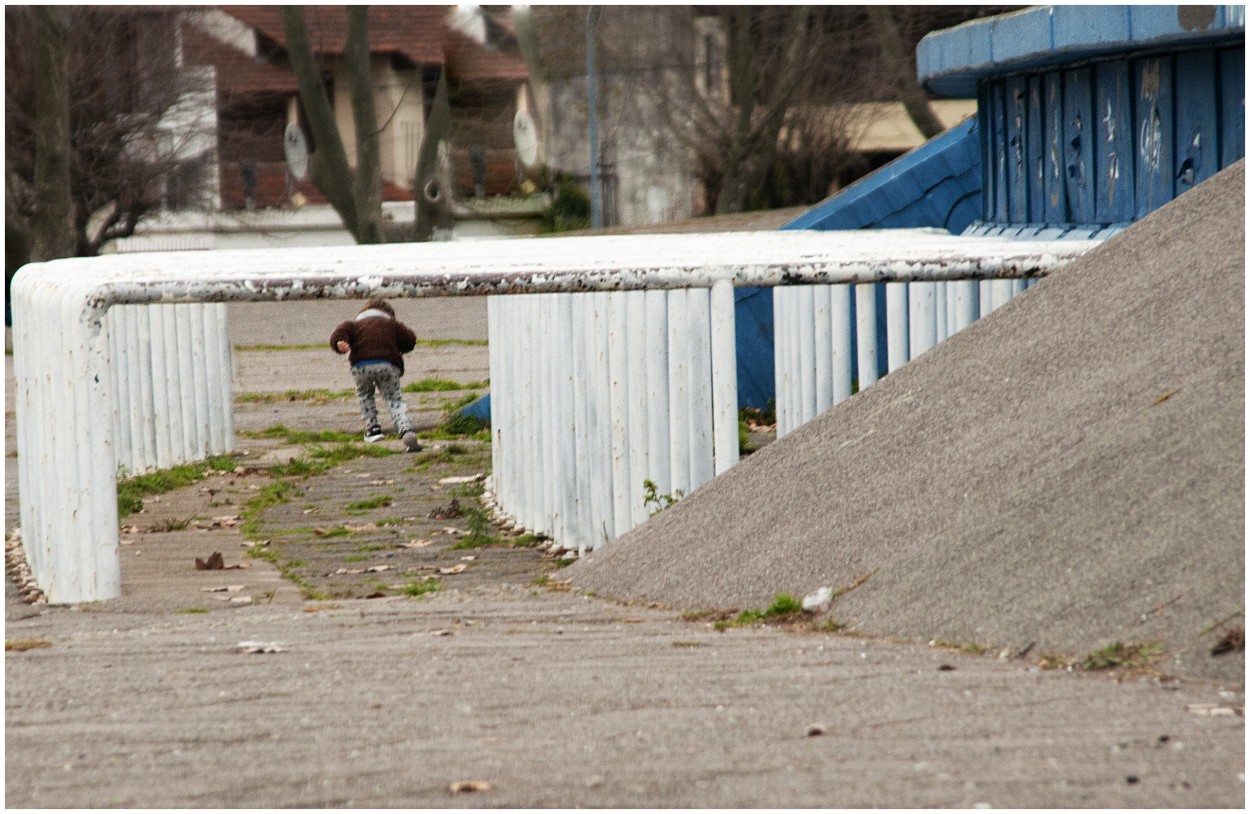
[586,6,602,228]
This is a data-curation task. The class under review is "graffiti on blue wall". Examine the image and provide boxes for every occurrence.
[981,45,1244,226]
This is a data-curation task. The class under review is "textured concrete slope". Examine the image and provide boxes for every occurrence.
[569,162,1245,682]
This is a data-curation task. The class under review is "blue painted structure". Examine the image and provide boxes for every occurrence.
[736,117,986,391]
[918,4,1245,227]
[467,6,1244,420]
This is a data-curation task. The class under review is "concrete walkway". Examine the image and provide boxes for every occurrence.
[6,298,1244,808]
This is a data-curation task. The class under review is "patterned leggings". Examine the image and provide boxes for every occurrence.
[351,362,413,435]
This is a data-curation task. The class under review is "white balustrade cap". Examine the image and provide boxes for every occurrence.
[15,230,1100,313]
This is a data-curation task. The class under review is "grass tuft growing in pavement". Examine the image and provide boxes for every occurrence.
[404,377,489,393]
[714,594,804,630]
[243,425,359,445]
[5,638,52,651]
[116,455,238,519]
[236,389,352,406]
[1082,641,1164,671]
[346,494,394,512]
[403,578,443,597]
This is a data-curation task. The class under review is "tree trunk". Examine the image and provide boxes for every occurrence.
[865,6,946,140]
[30,7,75,262]
[281,6,377,243]
[413,69,451,242]
[345,7,384,244]
[715,7,759,215]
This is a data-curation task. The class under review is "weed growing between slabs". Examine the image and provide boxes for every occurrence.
[117,455,239,518]
[233,411,558,600]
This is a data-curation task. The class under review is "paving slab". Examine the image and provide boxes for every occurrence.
[5,235,1245,808]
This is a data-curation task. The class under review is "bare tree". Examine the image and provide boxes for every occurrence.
[525,6,1017,219]
[5,6,206,266]
[596,7,873,214]
[865,6,944,139]
[280,6,385,244]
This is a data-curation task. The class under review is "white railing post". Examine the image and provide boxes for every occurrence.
[487,295,503,516]
[855,284,879,391]
[666,290,691,497]
[830,284,853,405]
[607,291,632,538]
[710,278,738,475]
[812,285,833,416]
[886,283,909,372]
[686,287,714,489]
[555,294,578,549]
[625,292,650,525]
[644,290,671,506]
[909,281,936,359]
[797,286,816,426]
[590,292,614,548]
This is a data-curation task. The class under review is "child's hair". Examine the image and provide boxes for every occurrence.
[361,298,396,318]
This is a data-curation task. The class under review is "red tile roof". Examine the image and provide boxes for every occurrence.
[443,29,528,83]
[220,6,447,67]
[181,22,299,96]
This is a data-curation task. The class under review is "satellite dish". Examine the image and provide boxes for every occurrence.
[284,123,309,181]
[513,109,540,169]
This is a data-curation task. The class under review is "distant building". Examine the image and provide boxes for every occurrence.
[111,5,542,252]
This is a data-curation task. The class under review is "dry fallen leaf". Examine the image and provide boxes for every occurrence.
[195,552,225,570]
[1211,627,1244,656]
[449,781,492,794]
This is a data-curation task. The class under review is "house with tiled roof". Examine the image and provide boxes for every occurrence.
[112,5,538,250]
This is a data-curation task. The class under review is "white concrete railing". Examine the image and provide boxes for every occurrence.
[774,278,1031,436]
[106,303,234,475]
[11,231,1096,602]
[488,287,732,553]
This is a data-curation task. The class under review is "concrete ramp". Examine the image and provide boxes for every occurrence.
[569,162,1245,683]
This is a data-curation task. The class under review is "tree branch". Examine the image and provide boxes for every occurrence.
[280,6,360,239]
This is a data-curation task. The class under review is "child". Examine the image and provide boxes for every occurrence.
[330,298,422,451]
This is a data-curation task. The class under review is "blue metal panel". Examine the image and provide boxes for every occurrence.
[1063,67,1096,223]
[978,83,994,220]
[919,4,1244,99]
[990,81,1009,221]
[1093,60,1135,222]
[734,287,775,409]
[1005,75,1030,222]
[1042,72,1068,222]
[1174,49,1220,193]
[1134,55,1175,217]
[785,117,982,232]
[989,7,1056,65]
[777,118,982,386]
[1219,48,1246,167]
[1027,75,1047,222]
[1129,5,1240,42]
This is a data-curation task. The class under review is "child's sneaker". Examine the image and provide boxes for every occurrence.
[401,430,422,452]
[364,425,385,443]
